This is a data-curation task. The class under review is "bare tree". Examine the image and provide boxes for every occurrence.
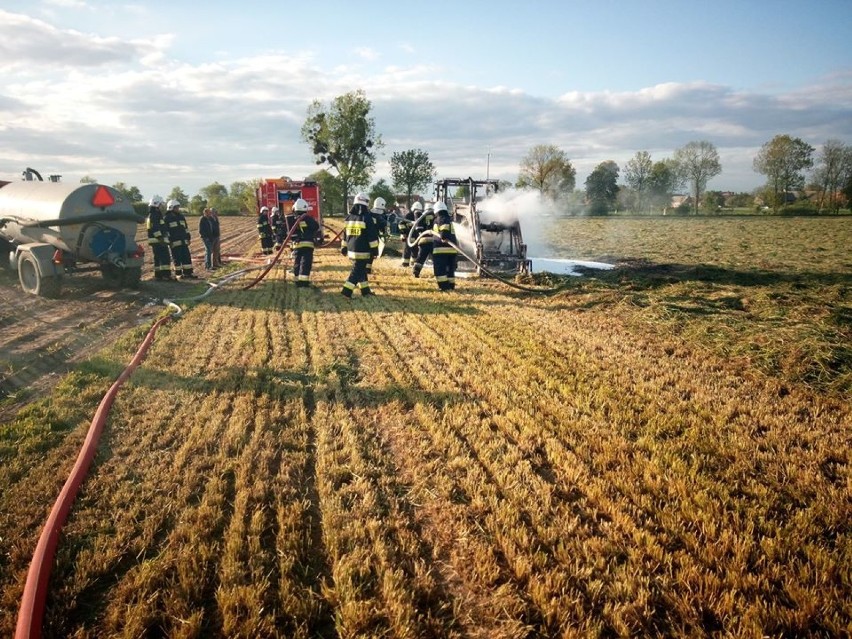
[624,151,653,213]
[812,139,852,213]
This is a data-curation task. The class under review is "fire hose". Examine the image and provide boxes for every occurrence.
[14,220,318,636]
[242,214,311,291]
[15,305,179,639]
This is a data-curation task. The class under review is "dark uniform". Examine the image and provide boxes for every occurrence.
[164,205,196,279]
[270,207,286,252]
[411,206,435,278]
[341,200,378,297]
[291,214,320,287]
[397,208,418,267]
[257,208,274,255]
[366,208,386,274]
[146,200,173,280]
[432,205,458,291]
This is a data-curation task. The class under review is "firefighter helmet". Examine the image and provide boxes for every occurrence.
[354,192,369,207]
[149,195,164,207]
[411,201,423,212]
[166,199,180,210]
[260,206,269,213]
[434,201,448,214]
[271,206,279,214]
[293,198,309,212]
[372,196,386,211]
[424,201,434,212]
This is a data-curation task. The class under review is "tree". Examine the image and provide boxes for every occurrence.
[80,175,97,184]
[584,160,620,215]
[624,151,653,213]
[307,169,344,217]
[647,159,682,212]
[229,180,259,215]
[674,140,721,214]
[301,89,382,214]
[190,194,206,215]
[369,178,395,208]
[198,182,229,212]
[517,144,576,201]
[389,148,435,209]
[167,186,189,208]
[112,182,143,203]
[753,134,814,211]
[812,139,852,213]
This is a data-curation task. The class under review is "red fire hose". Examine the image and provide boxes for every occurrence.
[15,311,176,639]
[242,214,310,290]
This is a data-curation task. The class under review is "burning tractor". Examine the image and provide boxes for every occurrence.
[434,177,530,275]
[0,169,145,297]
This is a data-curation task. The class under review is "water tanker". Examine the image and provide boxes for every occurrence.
[0,174,145,297]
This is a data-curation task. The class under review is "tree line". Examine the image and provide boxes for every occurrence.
[86,89,852,216]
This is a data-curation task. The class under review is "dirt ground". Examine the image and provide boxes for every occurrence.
[0,216,260,420]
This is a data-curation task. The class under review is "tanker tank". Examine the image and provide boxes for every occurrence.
[0,179,145,297]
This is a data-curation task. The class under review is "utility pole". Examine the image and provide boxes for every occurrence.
[486,147,491,181]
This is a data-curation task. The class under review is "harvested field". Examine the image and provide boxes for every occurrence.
[1,215,850,638]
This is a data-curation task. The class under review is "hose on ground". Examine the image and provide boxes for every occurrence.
[242,214,309,291]
[15,311,175,639]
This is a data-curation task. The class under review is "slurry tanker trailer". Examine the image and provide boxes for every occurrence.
[0,169,145,297]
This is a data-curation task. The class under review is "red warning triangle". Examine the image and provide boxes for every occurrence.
[92,185,115,208]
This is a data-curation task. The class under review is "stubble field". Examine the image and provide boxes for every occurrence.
[0,215,849,638]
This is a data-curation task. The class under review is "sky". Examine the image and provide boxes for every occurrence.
[1,0,851,201]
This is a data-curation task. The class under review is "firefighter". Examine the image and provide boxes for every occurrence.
[164,200,197,279]
[340,192,378,297]
[398,202,420,267]
[146,195,173,280]
[432,201,458,291]
[367,196,388,274]
[270,206,286,252]
[411,201,435,278]
[290,198,320,287]
[257,206,274,255]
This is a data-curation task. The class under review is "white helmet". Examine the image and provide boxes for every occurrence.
[271,206,279,214]
[434,201,448,214]
[166,199,180,210]
[424,201,434,212]
[260,206,269,213]
[149,195,164,207]
[411,201,423,211]
[354,192,369,207]
[293,198,309,212]
[372,197,386,211]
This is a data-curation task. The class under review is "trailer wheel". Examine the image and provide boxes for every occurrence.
[101,265,142,288]
[122,266,142,288]
[18,253,61,298]
[0,238,11,270]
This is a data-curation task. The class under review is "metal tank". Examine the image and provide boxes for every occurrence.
[0,180,145,297]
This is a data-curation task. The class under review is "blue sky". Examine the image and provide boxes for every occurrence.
[1,0,851,200]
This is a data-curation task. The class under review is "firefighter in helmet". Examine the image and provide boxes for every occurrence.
[270,206,286,252]
[257,206,274,255]
[431,201,458,290]
[367,196,388,274]
[398,201,420,267]
[164,199,196,279]
[146,195,173,280]
[290,198,320,287]
[411,201,435,278]
[340,192,378,297]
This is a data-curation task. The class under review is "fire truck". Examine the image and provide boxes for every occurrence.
[255,177,323,229]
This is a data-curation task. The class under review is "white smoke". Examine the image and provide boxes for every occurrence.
[471,188,560,257]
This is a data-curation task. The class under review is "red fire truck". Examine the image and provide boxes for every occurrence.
[255,177,323,229]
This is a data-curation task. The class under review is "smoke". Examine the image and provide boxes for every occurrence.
[471,188,560,257]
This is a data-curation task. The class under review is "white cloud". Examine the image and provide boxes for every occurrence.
[1,10,850,197]
[354,47,379,61]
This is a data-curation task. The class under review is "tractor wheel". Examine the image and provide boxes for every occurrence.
[121,266,142,288]
[18,253,61,298]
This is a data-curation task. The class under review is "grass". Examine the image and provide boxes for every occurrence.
[0,216,849,637]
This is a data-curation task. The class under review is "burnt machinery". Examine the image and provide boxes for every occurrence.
[434,177,530,275]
